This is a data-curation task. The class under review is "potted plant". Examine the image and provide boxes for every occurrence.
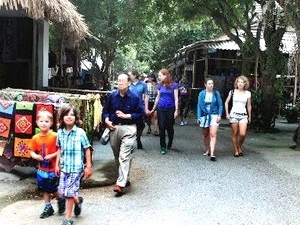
[283,103,299,123]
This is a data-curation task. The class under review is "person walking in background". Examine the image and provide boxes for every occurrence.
[197,77,223,161]
[103,73,144,197]
[151,68,179,155]
[128,70,147,149]
[30,110,65,219]
[224,75,252,157]
[178,75,191,126]
[145,72,159,136]
[55,104,93,225]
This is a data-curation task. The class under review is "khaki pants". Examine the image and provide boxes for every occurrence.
[110,124,137,187]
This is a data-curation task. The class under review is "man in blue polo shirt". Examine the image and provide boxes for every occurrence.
[103,73,144,197]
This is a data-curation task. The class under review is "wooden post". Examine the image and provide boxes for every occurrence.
[205,50,208,78]
[255,54,259,90]
[192,50,197,88]
[293,53,298,105]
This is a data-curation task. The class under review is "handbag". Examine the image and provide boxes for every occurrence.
[100,128,110,145]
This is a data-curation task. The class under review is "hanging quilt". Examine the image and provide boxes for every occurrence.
[13,137,31,158]
[13,102,35,158]
[0,117,11,138]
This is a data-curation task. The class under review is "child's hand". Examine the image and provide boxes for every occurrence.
[44,155,51,160]
[55,165,60,177]
[36,155,44,161]
[83,167,93,179]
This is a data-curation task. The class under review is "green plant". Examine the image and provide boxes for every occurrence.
[282,102,300,123]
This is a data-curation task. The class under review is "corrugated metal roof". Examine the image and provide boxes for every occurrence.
[204,40,239,51]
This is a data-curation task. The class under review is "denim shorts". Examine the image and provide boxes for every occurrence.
[229,112,248,124]
[199,115,219,128]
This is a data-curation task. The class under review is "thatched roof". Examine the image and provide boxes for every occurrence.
[0,0,90,46]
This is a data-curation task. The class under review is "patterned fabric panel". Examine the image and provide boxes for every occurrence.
[15,114,33,135]
[15,102,34,111]
[23,93,49,103]
[14,137,31,158]
[0,100,14,115]
[36,103,54,115]
[0,117,11,138]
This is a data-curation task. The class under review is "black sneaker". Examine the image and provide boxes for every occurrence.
[137,140,143,149]
[125,181,131,187]
[40,206,54,219]
[62,219,74,225]
[74,197,83,216]
[57,198,66,214]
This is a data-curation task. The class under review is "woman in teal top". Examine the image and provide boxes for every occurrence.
[197,77,223,161]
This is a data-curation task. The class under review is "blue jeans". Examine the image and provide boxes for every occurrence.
[157,107,175,148]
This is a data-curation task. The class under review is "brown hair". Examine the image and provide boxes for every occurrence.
[58,104,80,129]
[204,76,214,85]
[159,68,172,87]
[234,75,249,90]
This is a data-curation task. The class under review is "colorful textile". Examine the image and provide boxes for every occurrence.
[93,94,102,130]
[46,95,64,104]
[15,102,34,111]
[15,114,33,135]
[23,93,48,103]
[0,117,11,138]
[0,100,14,115]
[14,137,31,158]
[36,103,54,115]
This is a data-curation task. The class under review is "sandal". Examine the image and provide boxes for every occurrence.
[203,151,210,156]
[154,131,159,136]
[239,152,244,156]
[147,128,151,134]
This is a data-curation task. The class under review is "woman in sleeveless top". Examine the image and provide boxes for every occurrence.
[225,75,252,157]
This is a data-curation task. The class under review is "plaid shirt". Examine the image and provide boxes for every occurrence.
[147,83,157,103]
[57,125,91,173]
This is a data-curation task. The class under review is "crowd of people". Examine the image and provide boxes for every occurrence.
[28,69,252,225]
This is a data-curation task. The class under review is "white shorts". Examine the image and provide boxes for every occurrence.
[229,112,248,124]
[199,115,219,128]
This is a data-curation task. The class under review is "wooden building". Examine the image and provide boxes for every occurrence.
[0,0,89,90]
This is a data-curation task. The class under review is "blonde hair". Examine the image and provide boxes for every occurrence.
[36,110,53,122]
[234,75,249,90]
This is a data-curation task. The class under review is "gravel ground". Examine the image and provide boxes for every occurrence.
[0,119,300,225]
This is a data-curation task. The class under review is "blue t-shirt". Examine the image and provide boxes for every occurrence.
[129,81,147,102]
[157,82,178,109]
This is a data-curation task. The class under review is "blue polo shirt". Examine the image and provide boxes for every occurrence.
[129,81,147,103]
[103,89,144,125]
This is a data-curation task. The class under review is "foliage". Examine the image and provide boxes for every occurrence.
[70,0,150,81]
[158,0,289,130]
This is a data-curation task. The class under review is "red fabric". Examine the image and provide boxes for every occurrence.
[15,114,33,134]
[36,104,54,115]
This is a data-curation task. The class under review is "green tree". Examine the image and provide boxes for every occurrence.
[70,0,150,87]
[156,0,288,130]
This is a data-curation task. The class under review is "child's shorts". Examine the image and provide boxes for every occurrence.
[36,169,59,193]
[58,172,82,198]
